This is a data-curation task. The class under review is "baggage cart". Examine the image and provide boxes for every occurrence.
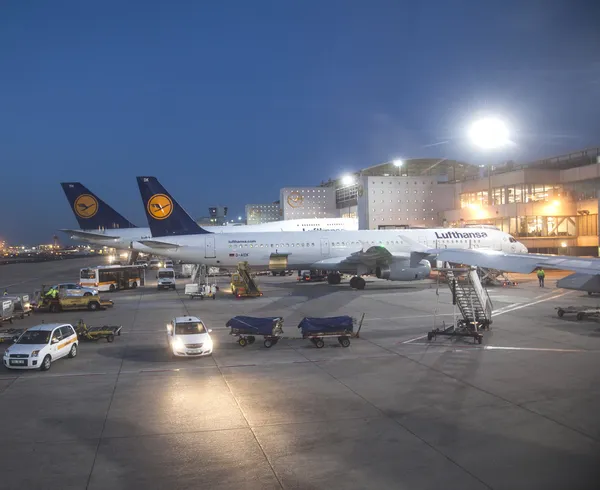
[1,299,15,325]
[556,306,600,321]
[185,283,217,300]
[298,314,364,348]
[75,320,122,342]
[0,327,24,343]
[226,316,283,348]
[4,294,32,319]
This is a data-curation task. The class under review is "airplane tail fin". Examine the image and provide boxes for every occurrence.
[136,176,210,236]
[60,182,137,230]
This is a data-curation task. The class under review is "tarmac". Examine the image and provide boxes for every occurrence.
[1,257,599,490]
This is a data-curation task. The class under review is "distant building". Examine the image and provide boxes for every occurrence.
[245,202,280,225]
[280,187,337,220]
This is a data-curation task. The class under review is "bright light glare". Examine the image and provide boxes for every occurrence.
[392,159,403,167]
[341,175,355,186]
[469,118,509,149]
[561,241,567,248]
[552,200,560,206]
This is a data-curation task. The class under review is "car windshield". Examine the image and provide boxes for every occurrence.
[509,237,517,243]
[158,271,174,278]
[81,269,95,279]
[17,330,51,344]
[175,322,206,335]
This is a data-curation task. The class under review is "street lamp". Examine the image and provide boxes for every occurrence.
[341,175,355,186]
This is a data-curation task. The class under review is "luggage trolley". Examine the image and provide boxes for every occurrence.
[227,316,284,348]
[298,314,364,348]
[75,320,122,342]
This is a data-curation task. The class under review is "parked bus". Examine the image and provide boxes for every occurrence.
[80,265,145,292]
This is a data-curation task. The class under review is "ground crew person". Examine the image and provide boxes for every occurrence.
[3,289,7,296]
[537,268,545,287]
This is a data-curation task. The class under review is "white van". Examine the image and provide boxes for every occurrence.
[157,268,176,290]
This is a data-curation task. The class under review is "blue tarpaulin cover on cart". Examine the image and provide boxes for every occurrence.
[227,316,283,336]
[297,316,354,335]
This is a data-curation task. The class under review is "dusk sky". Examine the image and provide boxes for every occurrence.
[1,1,599,244]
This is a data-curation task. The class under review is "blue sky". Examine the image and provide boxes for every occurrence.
[1,0,599,243]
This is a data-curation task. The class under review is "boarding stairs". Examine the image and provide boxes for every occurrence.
[237,262,261,296]
[428,264,493,344]
[190,264,208,285]
[447,266,493,329]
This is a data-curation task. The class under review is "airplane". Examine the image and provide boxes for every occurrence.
[134,176,529,289]
[59,182,358,252]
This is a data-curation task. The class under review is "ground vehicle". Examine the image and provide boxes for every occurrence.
[36,289,113,313]
[166,316,213,357]
[230,262,262,298]
[75,320,122,342]
[3,323,78,371]
[135,260,148,268]
[227,316,284,348]
[297,270,327,282]
[184,283,216,299]
[164,260,174,269]
[80,265,144,292]
[157,268,176,290]
[53,282,98,296]
[298,315,362,348]
[148,259,163,270]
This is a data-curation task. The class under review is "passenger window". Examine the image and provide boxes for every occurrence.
[61,326,74,337]
[52,329,63,343]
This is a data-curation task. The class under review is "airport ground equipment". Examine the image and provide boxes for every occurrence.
[1,299,15,325]
[298,314,364,348]
[427,266,493,345]
[556,306,600,321]
[478,267,518,287]
[231,262,262,298]
[75,320,122,342]
[0,327,23,343]
[227,316,284,348]
[184,283,216,300]
[5,294,33,319]
[34,289,113,313]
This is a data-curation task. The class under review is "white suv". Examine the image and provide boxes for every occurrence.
[3,323,78,371]
[157,268,176,290]
[167,316,213,357]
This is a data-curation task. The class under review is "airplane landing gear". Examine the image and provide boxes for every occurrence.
[350,276,366,290]
[327,272,341,285]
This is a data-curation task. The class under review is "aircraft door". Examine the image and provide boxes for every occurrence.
[205,236,216,259]
[320,238,330,257]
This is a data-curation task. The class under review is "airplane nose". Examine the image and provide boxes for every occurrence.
[521,243,528,254]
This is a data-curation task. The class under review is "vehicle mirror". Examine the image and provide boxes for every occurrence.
[51,338,58,344]
[208,329,213,333]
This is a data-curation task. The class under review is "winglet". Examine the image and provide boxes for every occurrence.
[61,182,137,230]
[136,176,210,236]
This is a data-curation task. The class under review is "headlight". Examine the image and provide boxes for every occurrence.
[204,337,213,350]
[172,338,184,350]
[31,350,40,357]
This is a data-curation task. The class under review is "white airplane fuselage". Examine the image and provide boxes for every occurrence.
[65,218,359,251]
[139,228,528,271]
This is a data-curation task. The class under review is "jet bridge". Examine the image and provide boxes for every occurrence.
[428,264,493,344]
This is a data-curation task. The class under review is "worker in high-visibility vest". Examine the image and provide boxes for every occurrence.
[537,268,545,287]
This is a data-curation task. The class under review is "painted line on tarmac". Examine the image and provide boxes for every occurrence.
[493,290,572,316]
[402,342,592,353]
[364,313,455,322]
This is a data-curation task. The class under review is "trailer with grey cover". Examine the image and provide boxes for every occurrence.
[1,299,15,325]
[556,306,600,321]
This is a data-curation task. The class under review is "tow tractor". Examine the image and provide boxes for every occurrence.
[34,287,113,313]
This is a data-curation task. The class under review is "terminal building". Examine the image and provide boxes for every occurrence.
[245,202,281,225]
[243,148,599,256]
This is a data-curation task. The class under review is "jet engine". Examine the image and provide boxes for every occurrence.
[375,259,431,281]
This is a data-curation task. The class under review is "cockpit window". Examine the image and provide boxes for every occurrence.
[509,237,517,243]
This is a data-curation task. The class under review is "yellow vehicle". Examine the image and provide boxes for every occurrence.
[230,262,262,298]
[36,289,114,313]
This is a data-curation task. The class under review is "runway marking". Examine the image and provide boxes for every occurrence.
[364,313,455,322]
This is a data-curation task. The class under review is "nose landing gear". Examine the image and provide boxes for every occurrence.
[349,276,366,290]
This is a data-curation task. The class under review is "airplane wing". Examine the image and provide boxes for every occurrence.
[435,248,600,275]
[136,240,181,250]
[59,229,121,241]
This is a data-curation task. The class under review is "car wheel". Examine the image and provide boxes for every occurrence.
[84,292,92,296]
[107,334,115,343]
[109,284,116,292]
[68,343,77,358]
[132,282,138,289]
[88,301,99,311]
[40,355,52,371]
[49,303,60,313]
